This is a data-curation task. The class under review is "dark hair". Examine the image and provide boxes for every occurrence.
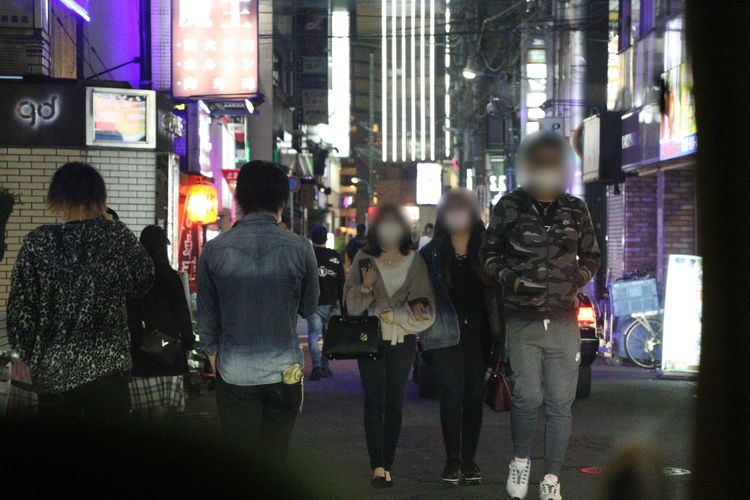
[362,203,415,257]
[47,162,107,213]
[235,161,289,215]
[310,225,327,245]
[517,130,573,168]
[139,225,170,269]
[432,189,492,288]
[356,223,366,236]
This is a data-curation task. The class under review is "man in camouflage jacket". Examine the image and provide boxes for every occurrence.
[480,131,600,500]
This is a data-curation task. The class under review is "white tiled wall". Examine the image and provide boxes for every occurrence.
[0,147,156,311]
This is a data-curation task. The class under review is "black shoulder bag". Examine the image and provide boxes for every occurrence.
[135,298,182,367]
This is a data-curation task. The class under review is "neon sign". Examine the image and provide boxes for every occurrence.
[172,0,259,98]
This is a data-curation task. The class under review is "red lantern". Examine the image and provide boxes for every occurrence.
[185,183,219,224]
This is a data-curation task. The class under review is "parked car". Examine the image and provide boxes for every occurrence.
[414,293,599,399]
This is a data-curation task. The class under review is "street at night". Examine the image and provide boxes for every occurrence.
[0,0,748,498]
[178,348,694,499]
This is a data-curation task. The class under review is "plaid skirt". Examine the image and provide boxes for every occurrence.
[129,375,185,412]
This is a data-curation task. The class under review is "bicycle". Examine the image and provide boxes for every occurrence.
[622,310,663,369]
[603,271,663,369]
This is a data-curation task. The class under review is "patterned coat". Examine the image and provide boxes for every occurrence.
[480,189,601,315]
[8,218,154,394]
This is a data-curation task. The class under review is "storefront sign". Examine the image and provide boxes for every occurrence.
[86,87,156,149]
[295,6,328,125]
[661,254,702,374]
[0,83,85,147]
[660,63,697,160]
[172,0,259,98]
[416,163,442,205]
[222,169,240,194]
[621,105,661,171]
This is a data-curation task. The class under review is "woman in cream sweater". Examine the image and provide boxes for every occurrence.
[344,203,435,488]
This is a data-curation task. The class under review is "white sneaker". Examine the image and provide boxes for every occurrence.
[539,475,562,500]
[506,459,531,499]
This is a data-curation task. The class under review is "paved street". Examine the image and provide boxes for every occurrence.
[178,348,694,499]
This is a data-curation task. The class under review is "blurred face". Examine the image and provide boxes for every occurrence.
[522,144,568,199]
[376,212,406,248]
[442,199,474,234]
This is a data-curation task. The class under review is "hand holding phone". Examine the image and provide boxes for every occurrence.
[360,258,377,288]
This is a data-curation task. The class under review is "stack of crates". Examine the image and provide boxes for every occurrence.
[610,278,660,317]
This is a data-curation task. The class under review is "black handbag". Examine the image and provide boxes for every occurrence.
[139,324,182,367]
[323,309,382,360]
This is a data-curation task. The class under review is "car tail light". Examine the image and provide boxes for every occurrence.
[577,305,595,326]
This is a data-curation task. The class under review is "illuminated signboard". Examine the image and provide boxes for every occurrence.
[416,162,442,205]
[86,88,156,149]
[172,0,259,98]
[661,254,702,374]
[660,63,697,160]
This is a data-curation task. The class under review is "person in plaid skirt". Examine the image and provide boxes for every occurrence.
[127,226,195,421]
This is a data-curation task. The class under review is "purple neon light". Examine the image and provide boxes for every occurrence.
[59,0,91,22]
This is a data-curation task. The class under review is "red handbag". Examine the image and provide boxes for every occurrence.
[485,362,513,412]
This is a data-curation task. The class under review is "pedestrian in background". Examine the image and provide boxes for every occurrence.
[7,162,154,422]
[344,203,435,488]
[197,161,319,467]
[481,131,601,500]
[419,189,503,485]
[344,223,367,273]
[127,225,194,422]
[307,224,343,381]
[418,222,434,250]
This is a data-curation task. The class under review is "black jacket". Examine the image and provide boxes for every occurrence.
[128,267,195,377]
[314,246,344,306]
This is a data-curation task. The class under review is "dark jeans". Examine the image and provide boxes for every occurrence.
[215,373,301,468]
[357,336,416,470]
[426,330,486,464]
[37,373,130,423]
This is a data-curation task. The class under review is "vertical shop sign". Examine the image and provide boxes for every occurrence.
[173,0,259,98]
[178,215,200,282]
[296,4,328,124]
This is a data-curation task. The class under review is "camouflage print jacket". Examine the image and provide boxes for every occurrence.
[480,189,601,317]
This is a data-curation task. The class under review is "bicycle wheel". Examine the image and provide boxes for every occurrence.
[624,318,663,369]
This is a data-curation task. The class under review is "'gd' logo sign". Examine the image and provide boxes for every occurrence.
[15,96,58,127]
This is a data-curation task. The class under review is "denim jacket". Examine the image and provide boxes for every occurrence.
[419,241,505,355]
[197,214,319,386]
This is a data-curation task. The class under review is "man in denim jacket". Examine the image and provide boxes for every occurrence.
[197,161,319,465]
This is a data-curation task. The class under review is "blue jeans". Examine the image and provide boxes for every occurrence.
[307,304,339,368]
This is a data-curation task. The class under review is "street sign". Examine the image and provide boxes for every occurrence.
[288,175,301,192]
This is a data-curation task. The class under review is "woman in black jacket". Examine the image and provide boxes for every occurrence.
[128,225,195,421]
[419,189,503,485]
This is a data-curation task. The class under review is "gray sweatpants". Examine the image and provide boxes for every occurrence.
[506,315,581,476]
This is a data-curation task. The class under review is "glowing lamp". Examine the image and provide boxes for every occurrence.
[185,184,219,224]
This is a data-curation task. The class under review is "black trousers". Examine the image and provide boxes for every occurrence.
[357,336,416,470]
[37,374,130,423]
[215,374,301,468]
[425,330,486,464]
